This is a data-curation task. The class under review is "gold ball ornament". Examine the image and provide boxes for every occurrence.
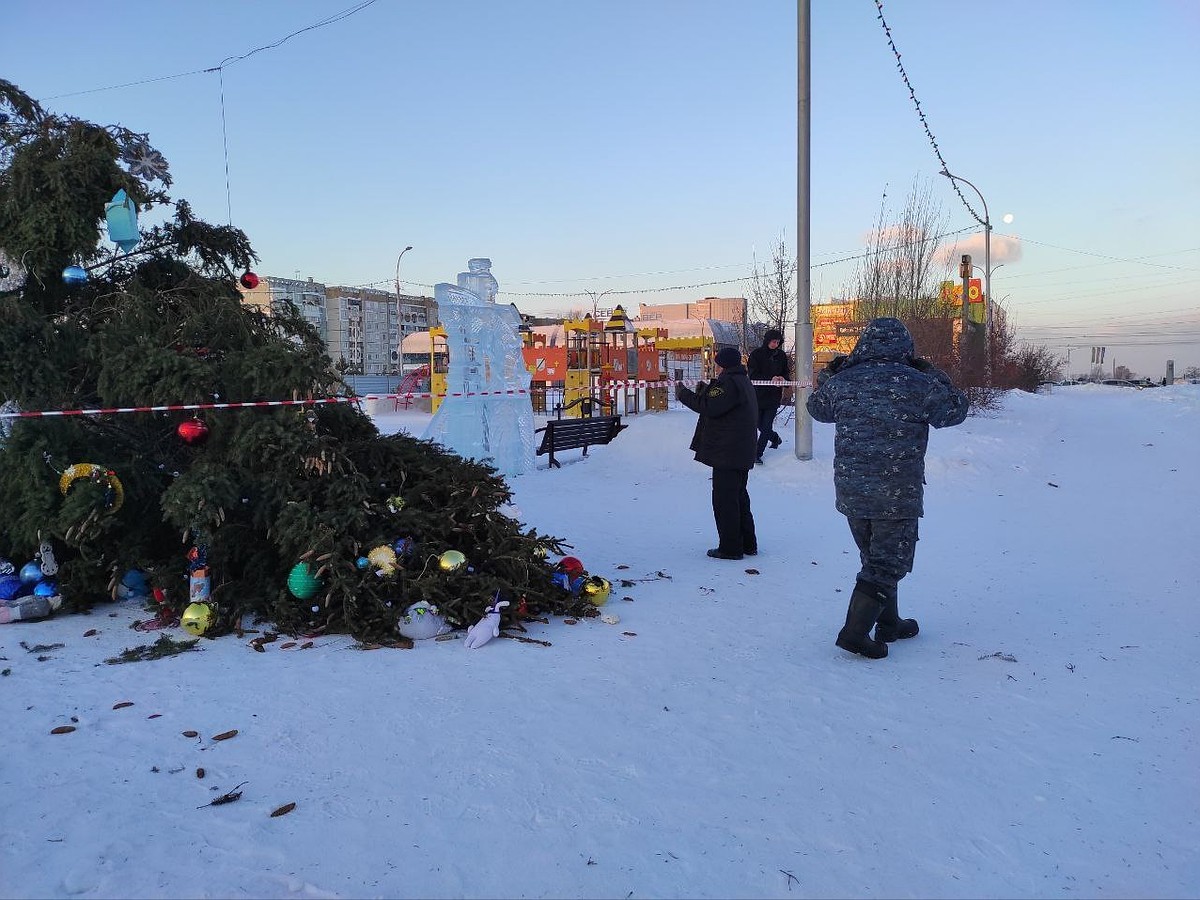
[181,602,214,636]
[58,463,125,513]
[582,575,612,607]
[367,545,398,576]
[438,550,467,573]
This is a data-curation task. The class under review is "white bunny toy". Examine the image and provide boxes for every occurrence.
[463,594,511,650]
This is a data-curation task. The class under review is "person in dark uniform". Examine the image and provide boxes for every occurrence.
[806,318,969,659]
[746,328,792,463]
[675,346,759,560]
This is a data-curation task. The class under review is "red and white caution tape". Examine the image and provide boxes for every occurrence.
[0,379,811,420]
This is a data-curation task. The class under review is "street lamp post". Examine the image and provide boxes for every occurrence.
[394,246,412,375]
[941,170,991,378]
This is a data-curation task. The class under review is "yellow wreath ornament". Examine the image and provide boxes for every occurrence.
[58,463,125,513]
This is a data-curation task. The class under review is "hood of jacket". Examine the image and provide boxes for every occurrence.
[846,317,914,365]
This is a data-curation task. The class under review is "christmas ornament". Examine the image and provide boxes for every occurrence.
[0,558,13,576]
[0,249,25,292]
[58,463,125,513]
[386,495,405,513]
[438,550,467,573]
[176,418,210,445]
[62,265,88,285]
[0,400,19,449]
[396,601,450,640]
[19,561,42,584]
[239,270,260,290]
[180,602,213,636]
[36,537,58,576]
[557,556,585,576]
[551,571,585,594]
[532,544,549,560]
[120,138,170,183]
[104,188,141,252]
[33,580,58,597]
[0,575,23,602]
[367,545,398,577]
[463,594,510,650]
[355,556,370,570]
[287,562,321,600]
[116,569,150,602]
[393,537,416,559]
[582,576,612,607]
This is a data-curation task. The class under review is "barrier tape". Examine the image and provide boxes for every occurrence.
[0,379,812,420]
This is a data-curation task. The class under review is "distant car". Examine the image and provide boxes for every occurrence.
[1129,378,1158,388]
[1101,379,1141,388]
[1057,380,1083,386]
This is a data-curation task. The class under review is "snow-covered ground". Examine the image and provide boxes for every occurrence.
[2,384,1197,899]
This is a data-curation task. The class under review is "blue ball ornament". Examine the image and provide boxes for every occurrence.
[33,580,58,597]
[117,569,150,601]
[355,556,370,570]
[62,265,89,285]
[19,561,43,584]
[0,575,22,602]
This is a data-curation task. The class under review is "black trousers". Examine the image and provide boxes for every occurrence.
[712,467,756,553]
[846,517,919,591]
[755,404,780,457]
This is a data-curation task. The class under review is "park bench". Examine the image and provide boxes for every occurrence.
[535,398,626,468]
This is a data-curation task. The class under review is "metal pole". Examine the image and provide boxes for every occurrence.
[795,0,813,460]
[394,245,412,373]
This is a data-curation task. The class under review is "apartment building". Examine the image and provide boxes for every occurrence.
[239,276,435,375]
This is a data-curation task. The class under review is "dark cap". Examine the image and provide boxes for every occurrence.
[715,347,742,368]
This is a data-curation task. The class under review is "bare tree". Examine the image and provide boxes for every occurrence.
[848,178,954,321]
[746,236,797,342]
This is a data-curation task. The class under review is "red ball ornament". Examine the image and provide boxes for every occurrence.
[239,270,260,290]
[177,418,210,445]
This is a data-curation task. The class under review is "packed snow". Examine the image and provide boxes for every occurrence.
[2,384,1197,899]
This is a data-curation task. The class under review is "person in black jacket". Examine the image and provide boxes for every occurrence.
[806,318,969,659]
[675,346,759,560]
[746,328,792,463]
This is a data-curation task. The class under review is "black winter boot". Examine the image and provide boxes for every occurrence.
[835,580,888,659]
[874,585,919,642]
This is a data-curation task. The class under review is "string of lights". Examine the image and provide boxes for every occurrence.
[872,1,983,224]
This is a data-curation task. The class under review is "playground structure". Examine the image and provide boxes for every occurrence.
[420,305,724,419]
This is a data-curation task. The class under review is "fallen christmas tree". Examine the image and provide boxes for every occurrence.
[0,78,595,643]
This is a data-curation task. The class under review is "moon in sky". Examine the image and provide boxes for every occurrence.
[1002,213,1014,224]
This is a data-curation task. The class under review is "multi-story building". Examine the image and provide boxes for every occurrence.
[638,297,747,324]
[240,276,436,375]
[240,275,329,337]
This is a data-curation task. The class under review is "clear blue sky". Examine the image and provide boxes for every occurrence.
[7,0,1199,376]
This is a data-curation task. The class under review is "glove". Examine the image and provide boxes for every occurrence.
[908,356,934,373]
[463,598,510,650]
[826,354,849,375]
[674,380,686,401]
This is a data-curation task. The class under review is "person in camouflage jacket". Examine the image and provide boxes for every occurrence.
[806,317,969,659]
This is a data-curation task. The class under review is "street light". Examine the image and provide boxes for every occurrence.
[394,246,412,375]
[941,169,991,375]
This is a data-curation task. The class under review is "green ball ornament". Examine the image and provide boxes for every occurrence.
[287,562,321,600]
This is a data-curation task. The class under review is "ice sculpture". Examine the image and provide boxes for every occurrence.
[422,259,535,476]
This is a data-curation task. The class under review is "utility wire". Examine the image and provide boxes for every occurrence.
[41,0,382,101]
